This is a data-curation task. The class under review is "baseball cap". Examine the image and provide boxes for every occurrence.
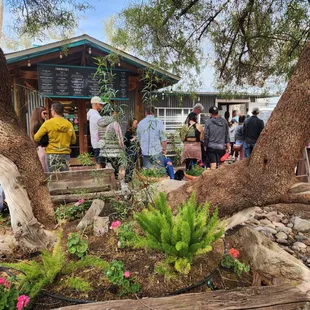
[193,103,203,111]
[209,106,219,114]
[252,107,260,114]
[91,96,105,105]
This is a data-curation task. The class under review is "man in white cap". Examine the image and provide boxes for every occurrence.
[87,96,105,169]
[243,107,264,158]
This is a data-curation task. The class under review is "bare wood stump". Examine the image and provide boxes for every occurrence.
[52,284,310,310]
[0,155,55,251]
[76,199,105,231]
[93,216,109,236]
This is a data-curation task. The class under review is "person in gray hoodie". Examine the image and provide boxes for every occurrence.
[204,106,230,169]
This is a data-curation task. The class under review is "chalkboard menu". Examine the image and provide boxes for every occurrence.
[37,64,129,99]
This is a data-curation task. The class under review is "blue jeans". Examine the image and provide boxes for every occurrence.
[142,154,175,179]
[244,143,255,158]
[142,154,165,168]
[46,154,71,172]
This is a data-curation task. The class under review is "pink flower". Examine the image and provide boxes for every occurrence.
[110,220,121,230]
[124,270,130,278]
[228,248,240,258]
[74,199,85,206]
[16,295,30,310]
[0,277,10,289]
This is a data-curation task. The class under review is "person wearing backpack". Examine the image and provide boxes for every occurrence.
[181,112,203,171]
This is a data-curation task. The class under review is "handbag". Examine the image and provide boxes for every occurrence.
[233,144,242,152]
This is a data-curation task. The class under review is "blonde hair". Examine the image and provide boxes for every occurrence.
[30,106,46,141]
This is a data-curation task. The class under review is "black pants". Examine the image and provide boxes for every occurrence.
[185,158,197,171]
[207,147,225,165]
[102,157,121,179]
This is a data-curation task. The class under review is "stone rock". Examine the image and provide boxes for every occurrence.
[295,235,307,242]
[225,207,256,232]
[294,217,310,232]
[265,211,283,222]
[77,199,105,230]
[227,226,310,290]
[287,223,293,228]
[276,238,288,245]
[276,232,288,240]
[264,227,277,235]
[93,216,109,236]
[246,218,260,226]
[266,224,276,230]
[260,219,271,225]
[292,242,307,251]
[281,218,289,224]
[272,222,285,228]
[284,247,295,255]
[279,227,292,235]
[137,179,186,202]
[254,207,263,214]
[304,238,310,246]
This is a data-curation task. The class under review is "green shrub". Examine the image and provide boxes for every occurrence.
[116,222,136,248]
[140,167,166,178]
[55,200,92,222]
[104,260,140,295]
[67,232,88,258]
[186,162,205,176]
[134,192,224,274]
[64,277,91,293]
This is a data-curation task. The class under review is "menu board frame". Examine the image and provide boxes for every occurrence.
[37,63,129,100]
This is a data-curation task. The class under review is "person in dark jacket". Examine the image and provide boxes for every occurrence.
[124,118,138,183]
[243,107,264,158]
[204,106,230,169]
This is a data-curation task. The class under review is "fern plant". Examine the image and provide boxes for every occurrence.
[134,192,224,274]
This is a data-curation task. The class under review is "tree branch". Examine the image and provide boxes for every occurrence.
[178,0,200,17]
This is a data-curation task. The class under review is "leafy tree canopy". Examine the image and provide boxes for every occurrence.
[110,0,310,88]
[5,0,91,37]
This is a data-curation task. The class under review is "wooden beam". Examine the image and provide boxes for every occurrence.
[51,284,310,310]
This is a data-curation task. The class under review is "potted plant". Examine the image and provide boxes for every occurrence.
[184,161,205,180]
[139,167,169,183]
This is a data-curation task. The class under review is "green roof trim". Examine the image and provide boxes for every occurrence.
[5,35,180,84]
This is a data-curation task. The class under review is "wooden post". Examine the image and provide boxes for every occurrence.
[13,77,20,117]
[78,100,87,154]
[135,81,144,121]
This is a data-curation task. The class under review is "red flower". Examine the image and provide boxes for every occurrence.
[228,248,239,258]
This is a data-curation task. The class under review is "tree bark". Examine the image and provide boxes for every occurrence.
[0,48,55,229]
[0,155,56,251]
[168,40,310,216]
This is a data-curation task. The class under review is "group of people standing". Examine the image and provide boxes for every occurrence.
[181,104,264,170]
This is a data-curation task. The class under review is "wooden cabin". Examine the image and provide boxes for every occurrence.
[5,34,180,163]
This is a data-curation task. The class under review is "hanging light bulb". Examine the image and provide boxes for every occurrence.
[118,62,121,67]
[198,96,201,102]
[88,47,92,54]
[59,51,63,59]
[27,59,31,67]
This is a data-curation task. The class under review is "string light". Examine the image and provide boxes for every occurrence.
[118,62,121,67]
[88,47,92,54]
[27,59,31,67]
[59,51,63,59]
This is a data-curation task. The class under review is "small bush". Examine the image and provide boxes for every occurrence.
[134,192,224,274]
[67,232,88,258]
[64,277,91,293]
[55,200,92,222]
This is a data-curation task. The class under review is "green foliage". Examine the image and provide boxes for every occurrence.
[77,153,94,166]
[116,222,136,248]
[140,167,166,178]
[134,192,224,274]
[2,234,66,299]
[0,279,20,310]
[64,277,91,293]
[104,260,140,295]
[62,255,109,274]
[55,201,92,222]
[221,254,250,276]
[67,232,88,258]
[110,199,132,221]
[186,163,205,177]
[167,132,183,166]
[111,0,310,90]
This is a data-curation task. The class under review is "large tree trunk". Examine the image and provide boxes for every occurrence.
[168,40,310,216]
[0,155,56,251]
[0,48,55,230]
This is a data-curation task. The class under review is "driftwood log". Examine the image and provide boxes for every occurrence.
[53,284,310,310]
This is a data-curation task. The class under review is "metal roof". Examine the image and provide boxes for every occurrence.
[5,34,180,83]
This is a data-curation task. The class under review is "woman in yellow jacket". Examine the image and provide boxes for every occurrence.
[34,102,76,172]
